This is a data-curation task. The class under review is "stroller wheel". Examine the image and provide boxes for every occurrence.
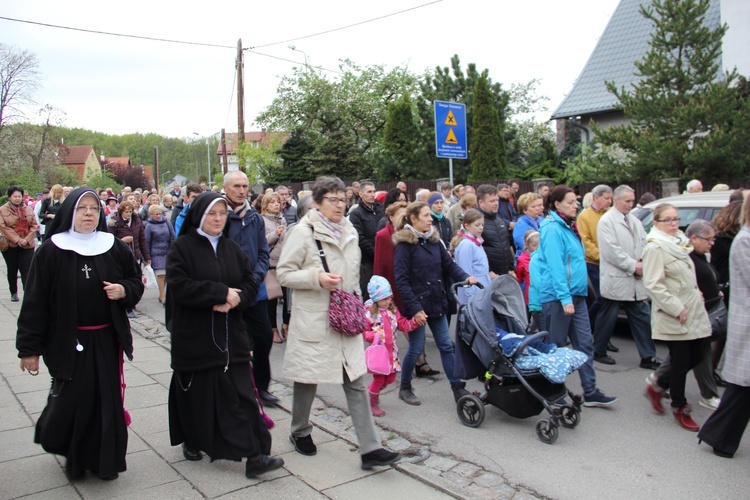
[456,394,485,428]
[561,405,581,429]
[536,420,558,444]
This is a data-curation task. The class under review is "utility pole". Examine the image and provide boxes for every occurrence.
[221,129,229,175]
[236,38,245,171]
[153,146,159,190]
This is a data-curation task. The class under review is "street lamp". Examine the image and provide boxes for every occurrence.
[288,44,309,72]
[193,132,211,187]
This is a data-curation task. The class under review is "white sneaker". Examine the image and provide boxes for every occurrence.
[699,397,720,411]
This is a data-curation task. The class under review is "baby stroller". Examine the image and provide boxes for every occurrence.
[452,275,583,444]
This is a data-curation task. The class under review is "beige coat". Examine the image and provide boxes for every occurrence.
[642,238,711,341]
[597,207,649,301]
[277,209,367,384]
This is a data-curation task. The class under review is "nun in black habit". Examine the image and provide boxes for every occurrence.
[16,187,144,480]
[165,192,283,478]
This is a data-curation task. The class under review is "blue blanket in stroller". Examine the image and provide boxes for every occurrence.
[498,330,587,384]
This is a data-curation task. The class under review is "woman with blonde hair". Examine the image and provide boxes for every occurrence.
[145,204,175,304]
[513,192,544,258]
[260,192,288,343]
[642,203,711,430]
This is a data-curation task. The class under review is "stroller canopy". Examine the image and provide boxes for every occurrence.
[465,275,529,344]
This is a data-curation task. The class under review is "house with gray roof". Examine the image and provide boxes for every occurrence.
[551,0,748,149]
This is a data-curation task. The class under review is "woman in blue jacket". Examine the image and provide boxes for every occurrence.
[394,202,476,406]
[537,186,617,408]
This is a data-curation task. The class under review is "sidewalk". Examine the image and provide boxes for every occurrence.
[0,260,531,499]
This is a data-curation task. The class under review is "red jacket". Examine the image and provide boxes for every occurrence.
[373,222,402,311]
[516,250,531,305]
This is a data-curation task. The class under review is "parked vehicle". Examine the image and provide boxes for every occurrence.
[633,191,733,232]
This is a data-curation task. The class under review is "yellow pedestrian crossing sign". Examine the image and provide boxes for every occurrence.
[445,110,457,126]
[445,129,458,144]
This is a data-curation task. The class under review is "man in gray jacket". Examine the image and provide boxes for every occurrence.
[594,185,661,369]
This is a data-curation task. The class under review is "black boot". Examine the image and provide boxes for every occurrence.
[398,382,421,405]
[451,381,470,402]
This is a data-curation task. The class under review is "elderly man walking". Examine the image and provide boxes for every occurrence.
[594,185,661,369]
[577,184,612,344]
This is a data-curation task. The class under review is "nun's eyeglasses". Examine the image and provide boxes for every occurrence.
[76,206,100,214]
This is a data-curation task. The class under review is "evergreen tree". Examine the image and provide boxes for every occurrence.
[380,93,421,181]
[594,0,747,184]
[272,128,315,184]
[468,73,506,182]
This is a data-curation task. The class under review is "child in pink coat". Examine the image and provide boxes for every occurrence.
[364,276,419,417]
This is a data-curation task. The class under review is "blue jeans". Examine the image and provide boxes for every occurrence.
[594,299,656,359]
[542,296,597,396]
[400,315,458,384]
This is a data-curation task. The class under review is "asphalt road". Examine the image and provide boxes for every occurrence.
[136,287,750,499]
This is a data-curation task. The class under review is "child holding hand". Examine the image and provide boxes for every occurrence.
[364,276,419,417]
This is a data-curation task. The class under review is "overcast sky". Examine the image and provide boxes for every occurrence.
[1,0,621,140]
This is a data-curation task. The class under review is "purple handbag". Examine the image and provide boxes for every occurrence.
[313,233,368,337]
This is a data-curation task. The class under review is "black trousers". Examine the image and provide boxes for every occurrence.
[2,246,34,294]
[244,301,273,392]
[657,338,708,408]
[698,383,750,457]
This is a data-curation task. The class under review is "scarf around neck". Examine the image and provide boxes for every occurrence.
[405,223,434,240]
[431,210,444,220]
[229,199,250,219]
[317,209,344,241]
[555,211,580,240]
[460,230,484,246]
[647,226,693,259]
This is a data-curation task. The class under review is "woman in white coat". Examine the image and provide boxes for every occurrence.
[276,176,400,470]
[698,198,750,458]
[642,203,711,431]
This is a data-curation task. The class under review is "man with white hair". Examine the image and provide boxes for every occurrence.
[687,179,703,193]
[414,189,430,203]
[594,185,660,369]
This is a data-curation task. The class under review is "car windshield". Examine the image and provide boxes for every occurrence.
[637,207,705,233]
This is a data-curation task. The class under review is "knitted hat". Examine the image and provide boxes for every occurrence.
[367,275,392,303]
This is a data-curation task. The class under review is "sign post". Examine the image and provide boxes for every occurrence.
[434,101,467,186]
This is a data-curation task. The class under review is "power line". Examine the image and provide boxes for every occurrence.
[0,15,235,49]
[249,0,443,49]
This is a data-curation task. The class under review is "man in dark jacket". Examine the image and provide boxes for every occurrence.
[476,184,515,276]
[223,171,278,407]
[497,183,517,231]
[276,186,297,226]
[171,183,203,235]
[349,181,383,301]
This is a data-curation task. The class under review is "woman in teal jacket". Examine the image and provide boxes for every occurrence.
[538,186,617,408]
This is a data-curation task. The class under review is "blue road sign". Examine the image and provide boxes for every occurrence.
[434,100,467,159]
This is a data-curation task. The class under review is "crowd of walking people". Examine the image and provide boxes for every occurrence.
[7,174,750,484]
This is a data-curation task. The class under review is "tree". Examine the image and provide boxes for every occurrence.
[110,164,149,190]
[468,74,506,182]
[379,93,421,181]
[0,44,40,143]
[272,128,315,185]
[594,0,747,184]
[237,133,285,185]
[257,60,416,179]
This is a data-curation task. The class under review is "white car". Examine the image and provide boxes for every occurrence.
[633,190,733,232]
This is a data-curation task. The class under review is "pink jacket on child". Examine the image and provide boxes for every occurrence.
[363,307,419,374]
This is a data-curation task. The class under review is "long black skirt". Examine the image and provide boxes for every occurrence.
[168,362,271,461]
[35,326,128,478]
